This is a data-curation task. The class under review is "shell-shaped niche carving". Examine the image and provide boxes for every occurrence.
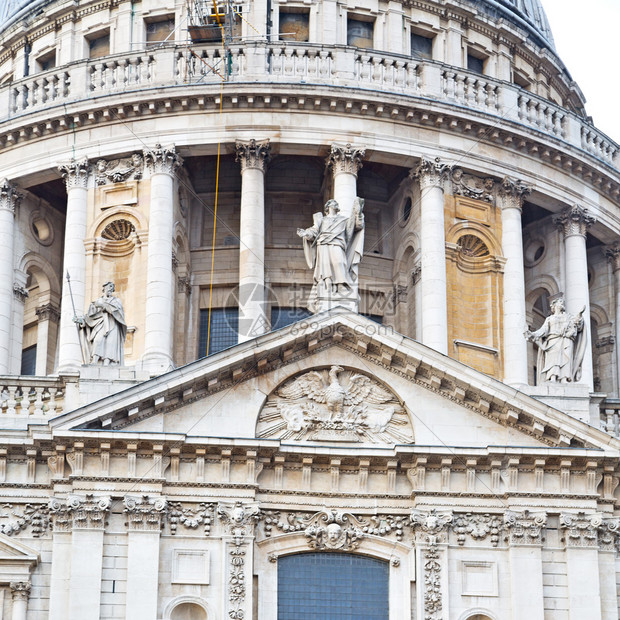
[458,234,490,258]
[256,365,414,444]
[101,219,136,241]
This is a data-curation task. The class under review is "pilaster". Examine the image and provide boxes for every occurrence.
[605,244,620,395]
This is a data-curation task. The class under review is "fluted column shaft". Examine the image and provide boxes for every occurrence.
[555,206,596,390]
[236,139,270,342]
[327,143,365,217]
[142,145,180,371]
[605,246,620,393]
[58,160,89,372]
[412,158,451,355]
[0,181,20,373]
[499,178,531,386]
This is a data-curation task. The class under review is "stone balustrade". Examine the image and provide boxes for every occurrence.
[601,400,620,437]
[0,376,65,418]
[1,43,617,170]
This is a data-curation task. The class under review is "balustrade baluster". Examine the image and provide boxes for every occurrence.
[476,80,486,107]
[6,386,17,416]
[32,387,44,416]
[47,387,58,416]
[394,60,404,88]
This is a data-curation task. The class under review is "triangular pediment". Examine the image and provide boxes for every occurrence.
[0,532,39,562]
[49,310,619,454]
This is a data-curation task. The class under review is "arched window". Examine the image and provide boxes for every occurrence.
[170,602,207,620]
[277,552,389,619]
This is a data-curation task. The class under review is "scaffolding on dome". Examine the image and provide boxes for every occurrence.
[184,0,244,83]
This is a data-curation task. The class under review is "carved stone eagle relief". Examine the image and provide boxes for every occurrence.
[256,365,414,443]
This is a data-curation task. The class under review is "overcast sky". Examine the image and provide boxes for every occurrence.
[542,0,619,141]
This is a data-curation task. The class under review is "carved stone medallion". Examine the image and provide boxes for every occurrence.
[256,366,414,443]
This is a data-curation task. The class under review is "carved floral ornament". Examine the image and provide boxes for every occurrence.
[450,168,495,203]
[410,156,453,190]
[553,204,596,238]
[255,365,414,444]
[59,158,90,189]
[235,138,271,172]
[327,143,366,176]
[143,144,182,175]
[95,154,143,185]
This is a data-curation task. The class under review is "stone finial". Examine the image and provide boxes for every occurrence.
[604,244,620,272]
[497,176,532,210]
[59,158,90,189]
[143,144,182,175]
[410,156,452,190]
[326,143,365,177]
[553,205,596,238]
[0,179,22,214]
[235,139,271,172]
[9,581,31,601]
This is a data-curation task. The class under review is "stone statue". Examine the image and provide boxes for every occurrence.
[525,297,586,384]
[297,197,364,313]
[75,282,127,365]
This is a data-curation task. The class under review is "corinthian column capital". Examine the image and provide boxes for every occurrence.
[554,205,596,238]
[497,176,532,211]
[0,179,22,214]
[411,156,452,190]
[10,581,31,601]
[59,158,90,190]
[235,139,271,172]
[605,244,620,272]
[143,144,182,175]
[327,143,365,176]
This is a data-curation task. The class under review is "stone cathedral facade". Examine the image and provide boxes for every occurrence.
[0,0,619,618]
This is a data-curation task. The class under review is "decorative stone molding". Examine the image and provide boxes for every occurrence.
[218,502,260,620]
[49,494,111,532]
[303,510,366,551]
[604,244,620,272]
[598,518,620,551]
[143,144,182,176]
[497,176,532,210]
[554,205,596,238]
[411,156,453,190]
[560,512,602,548]
[235,138,271,172]
[256,365,413,444]
[596,335,615,352]
[35,303,61,323]
[168,502,215,536]
[453,513,501,547]
[450,168,495,203]
[9,581,30,601]
[95,153,143,185]
[411,509,453,542]
[59,158,90,189]
[124,495,167,531]
[0,504,50,538]
[13,284,29,303]
[0,179,22,213]
[327,143,365,177]
[177,276,192,296]
[503,510,547,545]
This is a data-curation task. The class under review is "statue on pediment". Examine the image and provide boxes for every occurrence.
[525,296,586,384]
[75,282,127,365]
[297,198,364,313]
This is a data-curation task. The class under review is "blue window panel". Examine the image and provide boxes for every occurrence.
[271,307,312,331]
[277,552,389,620]
[198,308,239,357]
[20,345,37,376]
[361,313,383,325]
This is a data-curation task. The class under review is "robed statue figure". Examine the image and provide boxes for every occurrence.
[297,198,365,313]
[525,296,586,384]
[75,281,127,365]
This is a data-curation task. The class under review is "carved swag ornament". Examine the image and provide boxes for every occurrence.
[256,365,414,443]
[95,153,143,185]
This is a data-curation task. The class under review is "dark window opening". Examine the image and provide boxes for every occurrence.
[36,51,56,72]
[410,33,433,59]
[347,17,374,49]
[279,11,310,42]
[21,345,37,376]
[403,197,412,223]
[361,313,383,325]
[467,53,484,74]
[146,18,175,44]
[88,33,110,59]
[278,553,389,620]
[198,308,238,357]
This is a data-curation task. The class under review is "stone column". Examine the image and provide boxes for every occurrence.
[327,143,365,217]
[57,159,90,372]
[0,180,21,374]
[235,139,271,342]
[10,279,28,374]
[124,496,166,620]
[560,513,603,620]
[142,144,181,372]
[498,178,531,386]
[604,245,620,393]
[9,582,30,620]
[554,206,596,390]
[35,303,61,375]
[412,158,451,355]
[504,511,546,620]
